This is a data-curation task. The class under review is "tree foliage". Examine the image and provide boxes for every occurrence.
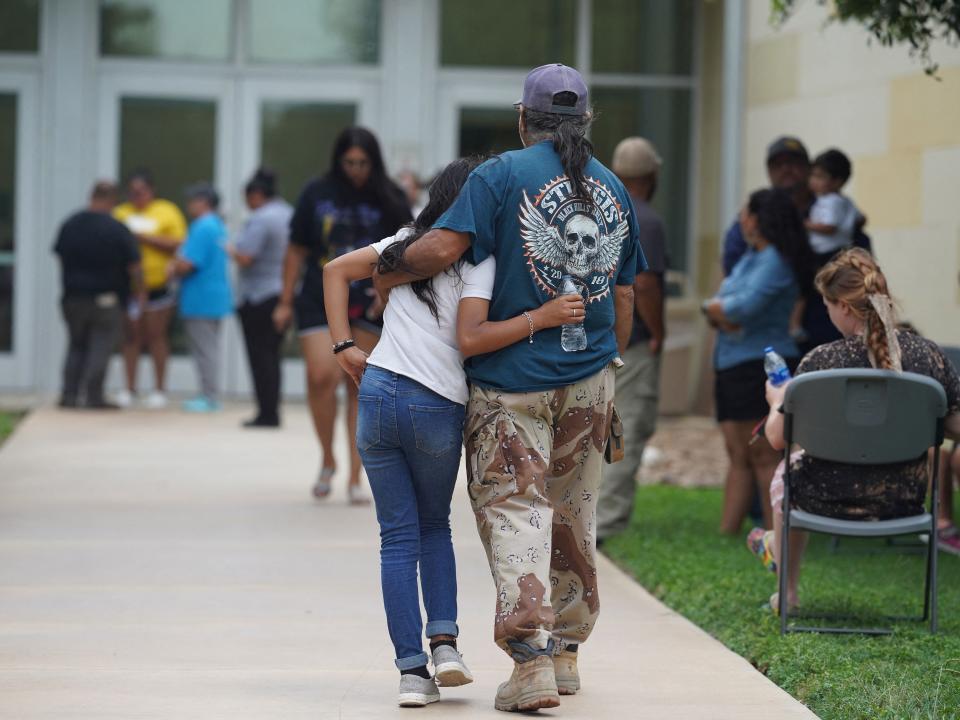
[771,0,960,74]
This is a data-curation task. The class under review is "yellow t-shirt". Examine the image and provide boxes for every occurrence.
[114,199,188,290]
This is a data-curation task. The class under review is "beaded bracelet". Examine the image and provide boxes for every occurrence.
[521,311,535,344]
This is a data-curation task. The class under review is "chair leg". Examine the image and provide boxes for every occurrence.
[931,521,939,635]
[780,515,790,635]
[930,449,940,634]
[923,531,932,622]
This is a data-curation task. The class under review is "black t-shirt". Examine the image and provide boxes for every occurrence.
[53,210,140,300]
[629,199,668,345]
[289,176,412,317]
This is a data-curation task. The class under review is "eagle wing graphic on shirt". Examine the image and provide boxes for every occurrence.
[519,190,566,268]
[519,185,628,302]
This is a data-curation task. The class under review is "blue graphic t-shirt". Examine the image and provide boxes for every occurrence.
[436,141,644,393]
[179,212,233,319]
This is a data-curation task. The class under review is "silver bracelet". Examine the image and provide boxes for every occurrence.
[521,311,535,344]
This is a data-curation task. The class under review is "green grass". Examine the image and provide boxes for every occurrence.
[603,485,960,720]
[0,411,24,445]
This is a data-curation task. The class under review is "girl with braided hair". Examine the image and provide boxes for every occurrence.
[752,247,960,611]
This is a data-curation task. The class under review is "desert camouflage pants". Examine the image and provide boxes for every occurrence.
[464,365,615,657]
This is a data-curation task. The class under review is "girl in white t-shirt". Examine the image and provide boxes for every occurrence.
[322,157,582,708]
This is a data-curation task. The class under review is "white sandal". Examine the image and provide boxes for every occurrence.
[311,467,334,499]
[348,483,371,506]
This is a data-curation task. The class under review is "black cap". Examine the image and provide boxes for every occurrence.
[766,136,809,165]
[185,181,220,209]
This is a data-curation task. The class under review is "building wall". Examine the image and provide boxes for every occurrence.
[744,0,960,347]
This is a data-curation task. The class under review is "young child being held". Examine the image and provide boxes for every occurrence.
[806,148,865,255]
[789,148,867,342]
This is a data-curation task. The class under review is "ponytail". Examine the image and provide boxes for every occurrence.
[523,103,595,207]
[815,248,901,370]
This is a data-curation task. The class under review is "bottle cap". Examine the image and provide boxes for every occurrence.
[764,346,774,353]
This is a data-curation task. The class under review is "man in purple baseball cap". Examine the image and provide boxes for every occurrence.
[514,63,590,115]
[374,63,645,712]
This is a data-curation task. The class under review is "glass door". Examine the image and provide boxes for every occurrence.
[436,74,523,164]
[237,77,377,398]
[0,73,38,390]
[98,73,235,396]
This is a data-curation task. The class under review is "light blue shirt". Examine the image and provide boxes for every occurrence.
[179,212,233,319]
[714,244,798,370]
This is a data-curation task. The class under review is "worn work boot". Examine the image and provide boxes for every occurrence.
[494,655,560,712]
[552,650,580,696]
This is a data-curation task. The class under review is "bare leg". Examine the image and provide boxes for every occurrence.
[937,447,958,528]
[122,314,142,393]
[749,436,781,531]
[143,306,174,392]
[719,420,757,535]
[300,330,341,472]
[772,509,808,608]
[348,326,380,488]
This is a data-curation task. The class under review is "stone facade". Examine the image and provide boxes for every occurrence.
[744,0,960,346]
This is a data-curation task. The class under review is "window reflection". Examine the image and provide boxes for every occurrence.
[249,0,380,65]
[0,0,40,54]
[441,0,576,68]
[100,0,231,61]
[591,87,692,277]
[459,108,520,157]
[592,0,695,75]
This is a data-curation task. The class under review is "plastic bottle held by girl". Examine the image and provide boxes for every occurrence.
[560,274,587,352]
[763,346,791,386]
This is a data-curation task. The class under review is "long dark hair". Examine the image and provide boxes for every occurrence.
[377,156,487,321]
[523,93,595,207]
[327,126,408,219]
[747,188,815,294]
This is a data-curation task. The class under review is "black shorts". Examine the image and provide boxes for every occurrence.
[144,285,176,312]
[714,356,799,422]
[294,282,328,336]
[294,279,382,337]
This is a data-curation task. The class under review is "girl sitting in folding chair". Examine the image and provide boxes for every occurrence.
[750,248,960,612]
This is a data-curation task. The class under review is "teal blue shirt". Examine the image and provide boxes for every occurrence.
[715,244,798,370]
[435,142,644,393]
[179,212,233,319]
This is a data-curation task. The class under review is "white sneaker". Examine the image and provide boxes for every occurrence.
[113,390,134,409]
[432,645,473,687]
[398,674,440,707]
[143,391,168,410]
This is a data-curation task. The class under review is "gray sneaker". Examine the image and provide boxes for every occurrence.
[398,674,440,707]
[432,645,474,687]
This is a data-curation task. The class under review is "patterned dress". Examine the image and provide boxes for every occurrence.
[788,330,960,520]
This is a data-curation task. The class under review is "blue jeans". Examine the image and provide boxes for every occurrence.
[357,365,465,670]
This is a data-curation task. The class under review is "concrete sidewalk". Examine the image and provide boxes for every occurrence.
[0,406,817,719]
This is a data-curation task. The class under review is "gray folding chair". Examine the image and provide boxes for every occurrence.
[780,369,947,635]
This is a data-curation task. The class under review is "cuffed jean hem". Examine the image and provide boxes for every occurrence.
[425,620,459,638]
[395,652,431,671]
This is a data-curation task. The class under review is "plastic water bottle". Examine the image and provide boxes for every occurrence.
[559,275,587,352]
[763,346,791,386]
